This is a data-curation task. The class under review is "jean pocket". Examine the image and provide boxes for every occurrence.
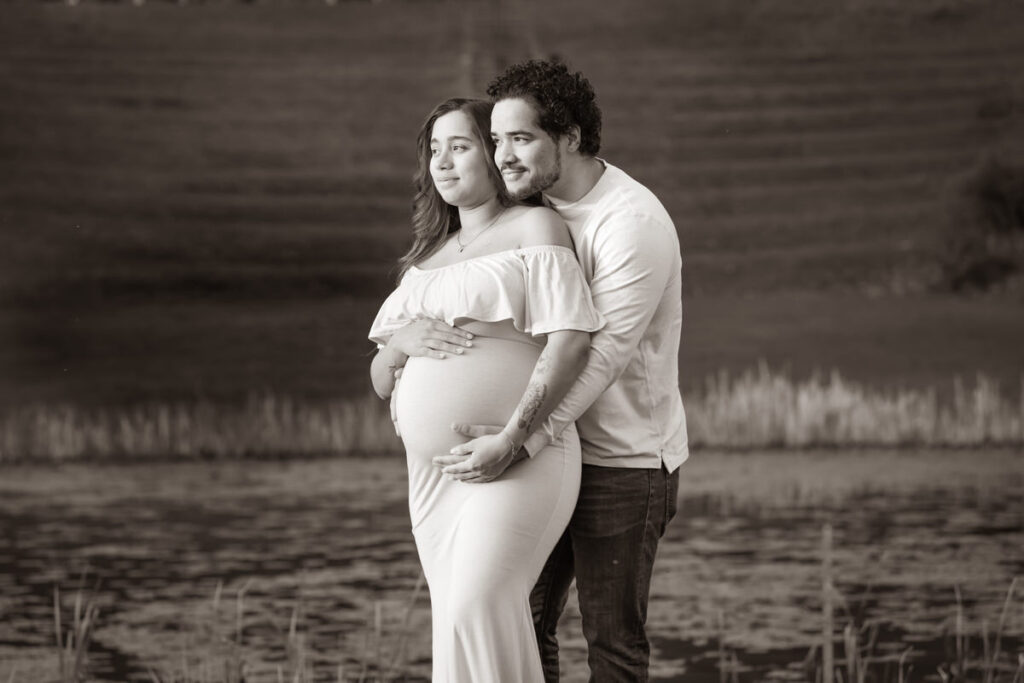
[571,467,652,538]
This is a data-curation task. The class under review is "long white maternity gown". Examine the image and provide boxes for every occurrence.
[368,245,604,682]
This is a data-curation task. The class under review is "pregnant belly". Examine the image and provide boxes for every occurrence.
[394,332,540,460]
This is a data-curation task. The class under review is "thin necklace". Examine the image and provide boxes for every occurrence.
[456,210,504,253]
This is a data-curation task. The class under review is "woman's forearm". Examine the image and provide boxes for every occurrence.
[370,345,407,399]
[501,330,590,449]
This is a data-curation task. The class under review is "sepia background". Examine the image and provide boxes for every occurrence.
[1,0,1022,680]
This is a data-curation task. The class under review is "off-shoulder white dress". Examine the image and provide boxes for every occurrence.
[369,245,604,682]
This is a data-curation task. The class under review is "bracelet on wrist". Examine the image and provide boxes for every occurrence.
[499,431,520,454]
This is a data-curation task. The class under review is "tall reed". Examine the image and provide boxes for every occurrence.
[52,585,100,683]
[133,578,422,682]
[689,363,1024,448]
[803,525,1023,683]
[0,393,400,461]
[2,366,1022,461]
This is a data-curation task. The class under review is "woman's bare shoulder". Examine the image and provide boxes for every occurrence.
[508,205,572,249]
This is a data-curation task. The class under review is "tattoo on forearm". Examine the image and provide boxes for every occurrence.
[518,382,548,433]
[517,349,553,433]
[534,353,551,373]
[516,350,557,436]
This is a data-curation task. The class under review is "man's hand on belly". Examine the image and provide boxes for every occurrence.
[432,424,528,483]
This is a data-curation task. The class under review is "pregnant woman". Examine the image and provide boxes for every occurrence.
[368,98,604,681]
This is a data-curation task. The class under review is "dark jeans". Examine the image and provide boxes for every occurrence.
[530,463,680,683]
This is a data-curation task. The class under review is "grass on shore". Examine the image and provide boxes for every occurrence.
[33,575,427,683]
[0,392,399,462]
[691,363,1024,448]
[801,530,1023,683]
[19,532,1022,683]
[1,365,1021,461]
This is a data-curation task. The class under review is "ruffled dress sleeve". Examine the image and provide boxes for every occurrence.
[367,245,604,346]
[519,246,605,336]
[367,271,417,347]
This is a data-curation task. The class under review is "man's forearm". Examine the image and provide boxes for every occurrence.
[523,338,624,455]
[503,331,590,453]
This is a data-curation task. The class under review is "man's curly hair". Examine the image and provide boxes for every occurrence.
[486,59,602,157]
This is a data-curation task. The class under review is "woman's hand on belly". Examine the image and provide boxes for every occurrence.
[388,318,475,360]
[432,428,527,483]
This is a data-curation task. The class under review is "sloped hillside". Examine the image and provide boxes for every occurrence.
[0,0,1021,407]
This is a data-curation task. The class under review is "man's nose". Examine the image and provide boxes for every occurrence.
[496,140,515,165]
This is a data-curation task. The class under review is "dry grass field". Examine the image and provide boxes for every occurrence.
[1,0,1022,411]
[3,367,1022,460]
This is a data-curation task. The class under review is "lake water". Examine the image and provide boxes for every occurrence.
[1,451,1021,682]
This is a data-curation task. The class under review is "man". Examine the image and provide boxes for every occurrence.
[440,59,689,681]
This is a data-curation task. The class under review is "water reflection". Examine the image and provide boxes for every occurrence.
[0,452,1021,682]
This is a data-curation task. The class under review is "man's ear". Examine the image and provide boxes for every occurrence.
[564,125,582,153]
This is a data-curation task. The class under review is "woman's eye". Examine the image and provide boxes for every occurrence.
[452,144,467,151]
[430,148,439,156]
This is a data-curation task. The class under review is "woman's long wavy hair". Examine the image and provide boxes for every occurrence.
[396,98,511,280]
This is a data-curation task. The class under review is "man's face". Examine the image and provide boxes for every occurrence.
[490,97,562,200]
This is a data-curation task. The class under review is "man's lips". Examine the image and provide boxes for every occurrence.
[502,168,527,178]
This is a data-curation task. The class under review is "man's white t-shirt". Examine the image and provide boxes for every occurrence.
[523,161,689,472]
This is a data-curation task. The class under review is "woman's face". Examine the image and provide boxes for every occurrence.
[429,110,496,208]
